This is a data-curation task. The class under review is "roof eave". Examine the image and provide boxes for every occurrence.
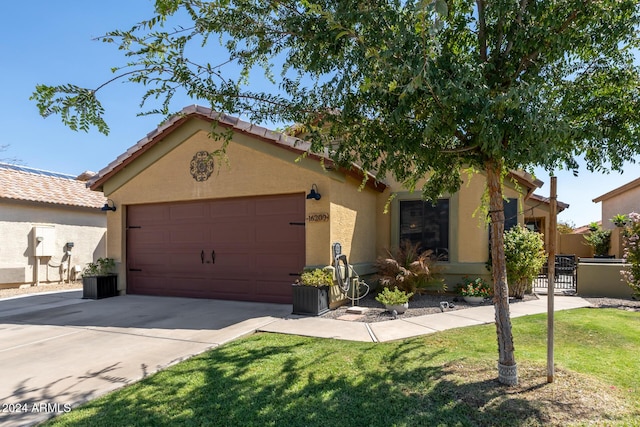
[89,106,387,193]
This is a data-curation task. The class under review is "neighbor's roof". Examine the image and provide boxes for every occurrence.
[0,163,106,209]
[592,176,640,203]
[529,193,569,212]
[88,105,387,193]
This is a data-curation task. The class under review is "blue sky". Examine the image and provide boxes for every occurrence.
[1,1,639,228]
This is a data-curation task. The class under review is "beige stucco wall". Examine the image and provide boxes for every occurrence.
[577,262,634,298]
[600,186,640,230]
[374,171,529,287]
[329,175,379,270]
[0,202,106,287]
[101,118,382,290]
[558,233,592,257]
[610,227,625,258]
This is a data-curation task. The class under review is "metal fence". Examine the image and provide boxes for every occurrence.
[532,254,577,292]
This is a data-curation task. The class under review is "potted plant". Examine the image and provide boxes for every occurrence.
[612,214,628,228]
[588,221,600,232]
[375,286,413,314]
[459,276,491,304]
[82,257,118,299]
[292,268,333,315]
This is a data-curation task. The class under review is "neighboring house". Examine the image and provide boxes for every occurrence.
[591,179,640,258]
[87,105,563,303]
[593,177,640,230]
[0,163,107,288]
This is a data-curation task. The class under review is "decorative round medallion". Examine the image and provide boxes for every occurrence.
[190,151,214,182]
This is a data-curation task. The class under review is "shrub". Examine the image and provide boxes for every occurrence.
[298,268,334,287]
[504,225,546,299]
[375,286,413,305]
[621,212,640,298]
[374,240,445,294]
[584,224,612,256]
[83,257,116,276]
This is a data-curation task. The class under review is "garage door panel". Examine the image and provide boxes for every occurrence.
[256,223,303,244]
[128,204,167,224]
[255,279,294,302]
[255,195,304,216]
[127,194,305,303]
[168,202,209,221]
[169,228,212,244]
[212,224,254,244]
[129,229,170,246]
[255,253,304,273]
[209,199,252,218]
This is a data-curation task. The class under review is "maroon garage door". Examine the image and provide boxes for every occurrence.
[126,194,305,303]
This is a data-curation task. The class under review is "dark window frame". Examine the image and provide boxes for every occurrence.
[399,199,450,261]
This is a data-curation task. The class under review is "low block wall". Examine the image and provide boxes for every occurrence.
[577,261,635,298]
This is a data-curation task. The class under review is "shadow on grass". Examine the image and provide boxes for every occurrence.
[42,334,568,427]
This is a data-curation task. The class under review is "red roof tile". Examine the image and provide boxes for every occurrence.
[0,164,106,209]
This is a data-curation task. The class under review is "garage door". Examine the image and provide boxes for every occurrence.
[126,194,305,303]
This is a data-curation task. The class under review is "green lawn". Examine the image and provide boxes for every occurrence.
[45,308,640,427]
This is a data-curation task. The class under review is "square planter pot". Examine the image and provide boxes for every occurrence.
[82,275,118,299]
[292,285,330,316]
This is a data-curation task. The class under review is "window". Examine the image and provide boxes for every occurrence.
[504,198,518,231]
[399,199,449,260]
[525,217,544,233]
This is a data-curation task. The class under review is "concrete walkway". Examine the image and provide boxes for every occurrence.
[259,295,593,342]
[0,291,591,427]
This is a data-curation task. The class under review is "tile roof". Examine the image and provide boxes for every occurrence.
[87,105,386,193]
[0,163,106,209]
[529,193,569,212]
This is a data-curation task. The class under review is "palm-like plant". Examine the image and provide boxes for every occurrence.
[374,241,445,295]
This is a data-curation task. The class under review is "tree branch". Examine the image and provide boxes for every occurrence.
[513,1,591,78]
[476,0,488,62]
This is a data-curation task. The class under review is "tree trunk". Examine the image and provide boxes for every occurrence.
[486,159,518,386]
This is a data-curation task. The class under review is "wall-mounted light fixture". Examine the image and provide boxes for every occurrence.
[306,184,321,200]
[101,199,117,212]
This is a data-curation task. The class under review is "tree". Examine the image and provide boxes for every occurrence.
[557,221,576,235]
[31,0,640,385]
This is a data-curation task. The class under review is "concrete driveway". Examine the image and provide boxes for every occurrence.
[0,291,291,427]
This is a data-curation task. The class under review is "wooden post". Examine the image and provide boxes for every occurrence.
[547,176,557,383]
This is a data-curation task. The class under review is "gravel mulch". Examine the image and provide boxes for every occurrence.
[321,291,640,323]
[321,291,539,323]
[582,296,640,312]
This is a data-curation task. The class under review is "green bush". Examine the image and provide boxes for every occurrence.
[375,286,413,305]
[298,268,334,287]
[584,224,611,256]
[83,257,116,276]
[621,212,640,298]
[504,225,546,299]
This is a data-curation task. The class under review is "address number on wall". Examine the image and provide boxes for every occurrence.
[307,213,329,222]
